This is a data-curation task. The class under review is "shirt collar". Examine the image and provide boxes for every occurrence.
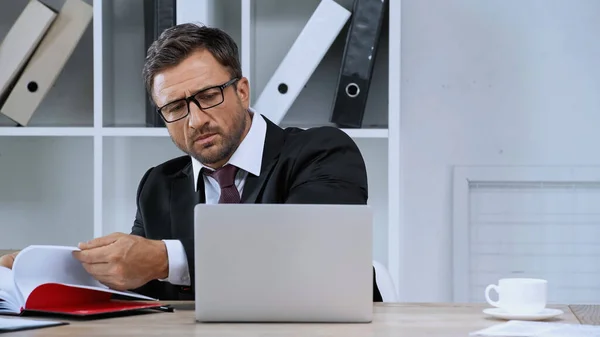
[191,108,267,190]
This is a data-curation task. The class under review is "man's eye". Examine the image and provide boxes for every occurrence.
[166,103,185,113]
[199,94,217,100]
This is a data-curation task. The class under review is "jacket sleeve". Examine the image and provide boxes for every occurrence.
[283,127,382,301]
[130,167,153,237]
[128,167,168,298]
[285,127,368,205]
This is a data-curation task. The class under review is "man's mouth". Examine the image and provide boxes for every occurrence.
[194,133,217,145]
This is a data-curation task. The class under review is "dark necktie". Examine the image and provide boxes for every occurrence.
[204,164,241,203]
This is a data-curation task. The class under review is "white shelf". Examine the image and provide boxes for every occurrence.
[2,0,401,297]
[101,127,169,137]
[0,127,95,137]
[0,125,388,138]
[342,129,388,139]
[101,126,388,139]
[307,127,388,139]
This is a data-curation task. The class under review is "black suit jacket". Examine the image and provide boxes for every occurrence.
[130,116,383,301]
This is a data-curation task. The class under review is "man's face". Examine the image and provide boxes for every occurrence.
[151,49,250,168]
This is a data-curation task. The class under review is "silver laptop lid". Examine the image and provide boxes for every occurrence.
[193,204,373,323]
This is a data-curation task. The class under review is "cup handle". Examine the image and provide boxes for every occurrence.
[485,284,500,307]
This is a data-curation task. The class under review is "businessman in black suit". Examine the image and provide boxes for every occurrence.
[0,23,383,302]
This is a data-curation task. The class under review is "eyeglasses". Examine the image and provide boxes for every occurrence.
[157,78,239,123]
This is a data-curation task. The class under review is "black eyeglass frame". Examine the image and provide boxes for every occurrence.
[156,77,239,123]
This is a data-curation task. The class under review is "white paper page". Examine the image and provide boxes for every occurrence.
[12,245,157,303]
[12,245,106,302]
[0,317,64,332]
[58,283,156,301]
[537,324,600,337]
[0,266,21,312]
[470,320,565,336]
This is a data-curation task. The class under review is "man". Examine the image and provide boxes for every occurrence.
[0,23,382,302]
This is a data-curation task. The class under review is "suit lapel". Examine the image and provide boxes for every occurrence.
[170,163,201,239]
[241,160,277,203]
[241,116,285,203]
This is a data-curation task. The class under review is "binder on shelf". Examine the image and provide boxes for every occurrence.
[0,0,57,108]
[253,0,351,125]
[0,0,92,127]
[143,0,176,127]
[330,0,387,128]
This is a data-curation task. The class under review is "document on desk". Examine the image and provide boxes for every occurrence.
[470,320,600,336]
[0,317,67,333]
[0,245,161,317]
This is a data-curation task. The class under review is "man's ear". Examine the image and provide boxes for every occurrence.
[236,77,250,108]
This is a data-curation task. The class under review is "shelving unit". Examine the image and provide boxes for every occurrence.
[1,0,401,293]
[0,127,95,137]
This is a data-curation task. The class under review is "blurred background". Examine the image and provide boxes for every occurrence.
[1,0,599,306]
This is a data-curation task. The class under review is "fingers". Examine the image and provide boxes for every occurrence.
[78,233,123,250]
[0,251,19,269]
[0,255,13,269]
[81,262,111,277]
[72,245,113,264]
[81,262,128,291]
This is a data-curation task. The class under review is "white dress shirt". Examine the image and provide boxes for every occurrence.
[159,109,267,286]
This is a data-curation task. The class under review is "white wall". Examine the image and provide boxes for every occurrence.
[400,0,600,302]
[0,137,93,249]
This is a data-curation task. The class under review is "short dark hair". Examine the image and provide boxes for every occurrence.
[142,23,242,99]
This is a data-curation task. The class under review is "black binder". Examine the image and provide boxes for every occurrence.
[143,0,176,127]
[330,0,387,128]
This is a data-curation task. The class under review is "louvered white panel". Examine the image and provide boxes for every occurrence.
[468,181,600,304]
[452,167,600,304]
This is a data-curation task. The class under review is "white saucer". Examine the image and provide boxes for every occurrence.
[483,308,564,321]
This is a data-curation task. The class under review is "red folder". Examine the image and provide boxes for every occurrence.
[20,283,161,316]
[0,245,164,317]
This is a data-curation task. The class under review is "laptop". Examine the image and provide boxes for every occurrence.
[193,203,373,323]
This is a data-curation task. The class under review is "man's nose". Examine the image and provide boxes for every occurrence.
[187,100,209,128]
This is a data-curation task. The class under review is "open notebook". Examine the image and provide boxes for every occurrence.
[0,245,162,317]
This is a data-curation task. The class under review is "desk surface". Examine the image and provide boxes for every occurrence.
[5,302,586,337]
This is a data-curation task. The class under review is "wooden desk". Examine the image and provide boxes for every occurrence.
[570,305,600,325]
[6,302,580,337]
[0,250,17,256]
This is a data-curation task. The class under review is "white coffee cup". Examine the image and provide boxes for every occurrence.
[484,278,547,314]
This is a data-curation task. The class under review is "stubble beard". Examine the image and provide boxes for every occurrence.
[187,107,247,166]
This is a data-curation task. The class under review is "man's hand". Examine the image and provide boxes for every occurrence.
[72,233,169,291]
[0,251,19,269]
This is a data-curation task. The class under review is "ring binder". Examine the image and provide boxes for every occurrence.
[0,0,92,126]
[0,0,57,115]
[330,0,387,128]
[253,0,351,125]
